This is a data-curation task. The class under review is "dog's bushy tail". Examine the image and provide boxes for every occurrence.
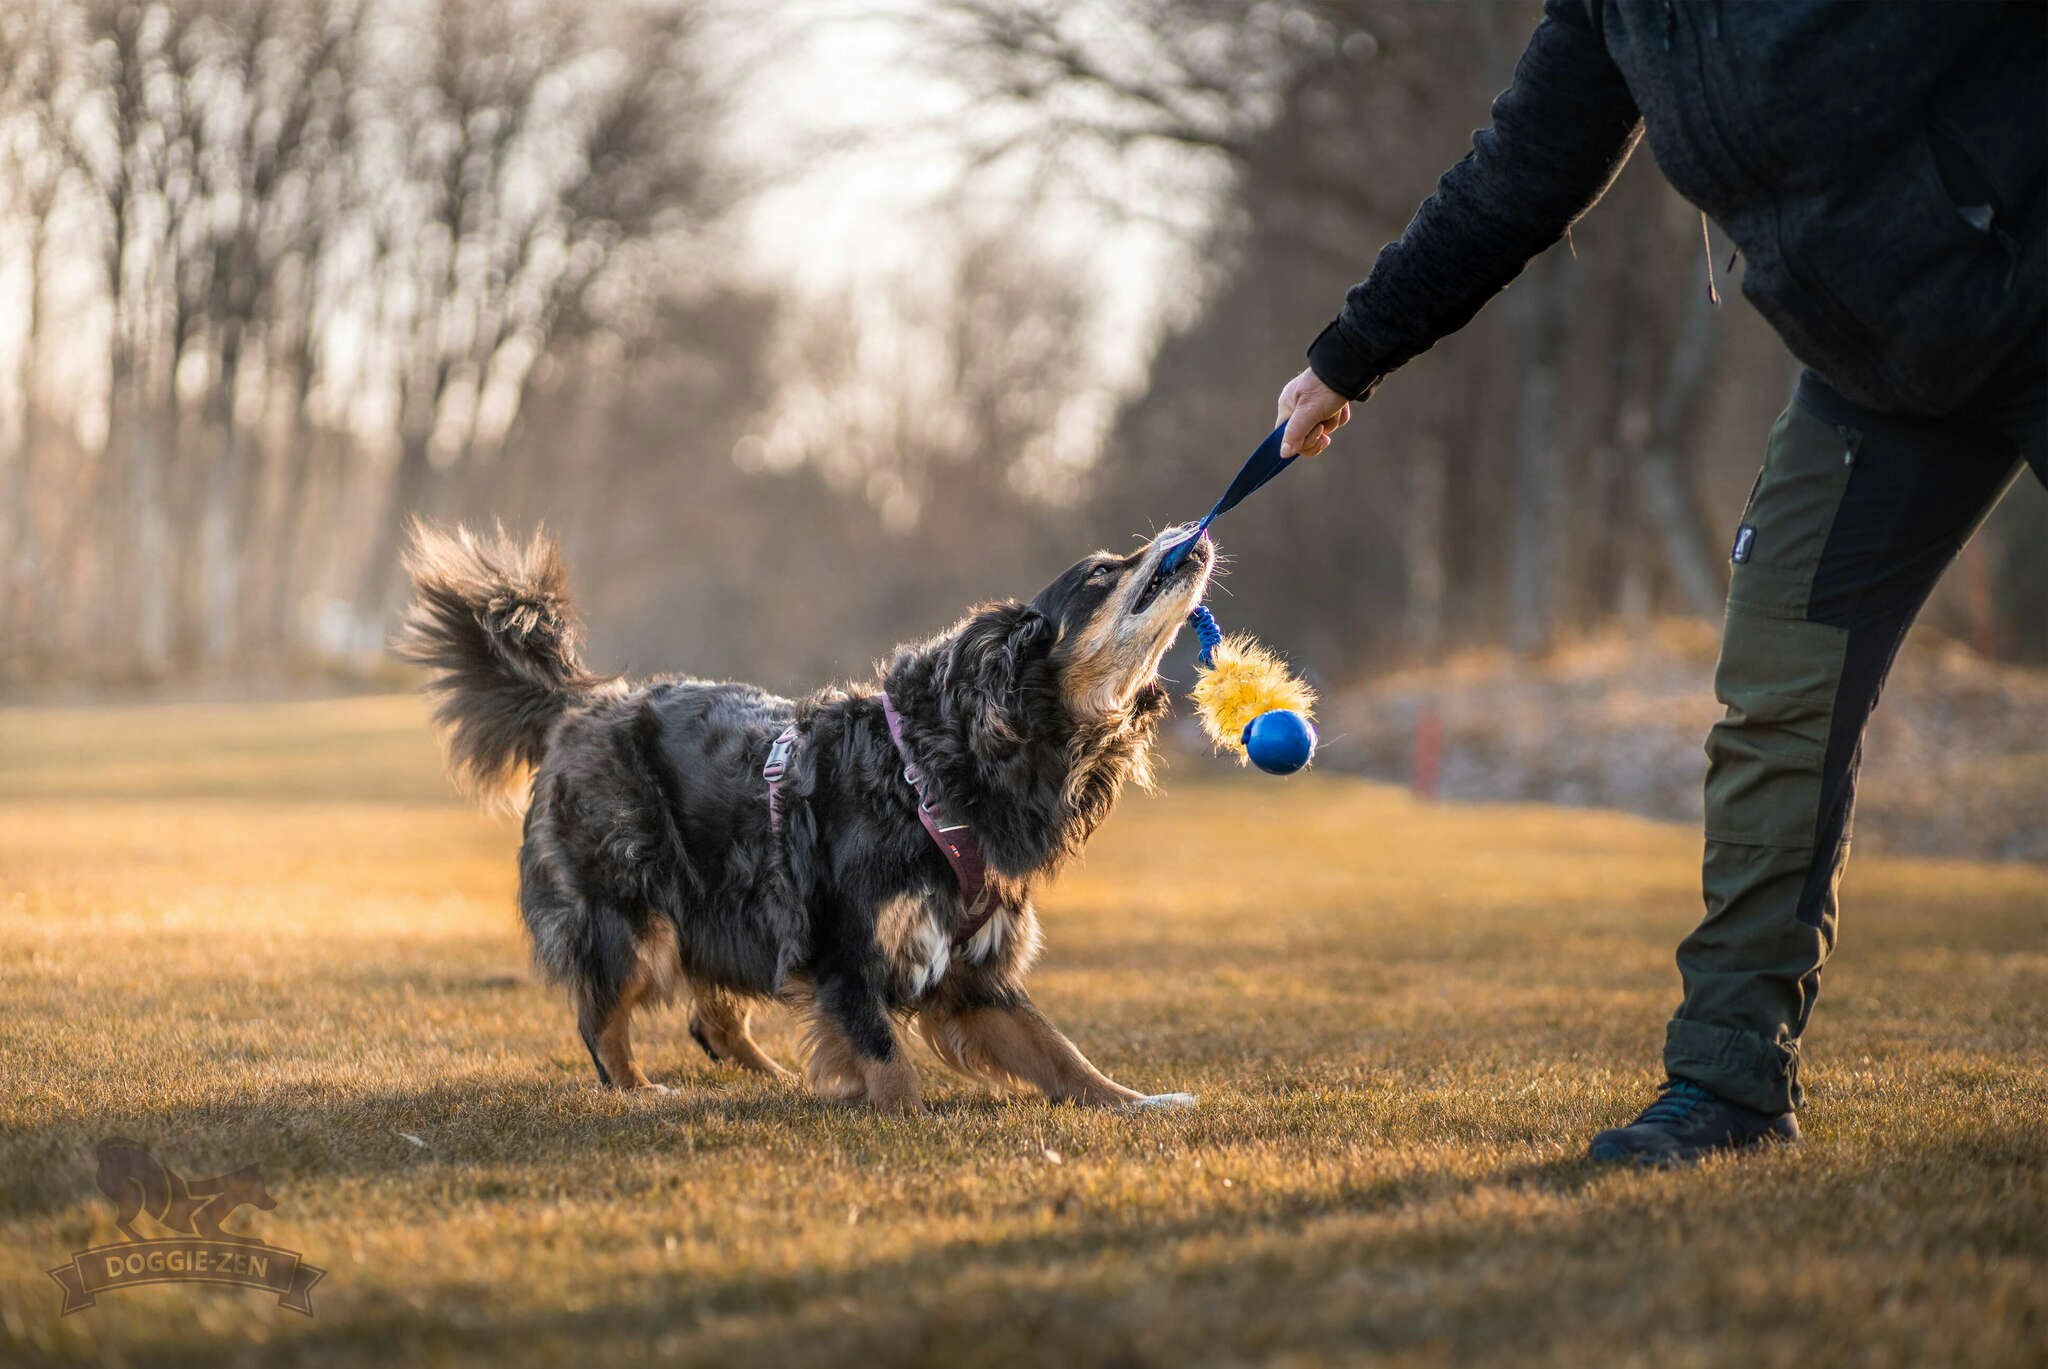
[396,521,607,804]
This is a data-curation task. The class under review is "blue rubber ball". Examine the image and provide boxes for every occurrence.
[1241,709,1317,776]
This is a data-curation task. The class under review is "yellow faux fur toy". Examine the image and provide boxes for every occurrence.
[1186,611,1318,772]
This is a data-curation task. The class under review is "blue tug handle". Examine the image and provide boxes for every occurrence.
[1157,420,1298,575]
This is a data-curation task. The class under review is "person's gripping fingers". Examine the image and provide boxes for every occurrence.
[1282,399,1330,460]
[1277,370,1350,458]
[1307,403,1353,455]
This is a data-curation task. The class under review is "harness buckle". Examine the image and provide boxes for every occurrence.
[902,762,944,816]
[762,725,798,783]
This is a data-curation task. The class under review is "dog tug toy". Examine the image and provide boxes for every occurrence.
[1158,421,1319,776]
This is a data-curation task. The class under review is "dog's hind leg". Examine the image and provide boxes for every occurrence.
[686,987,792,1079]
[576,916,684,1091]
[920,995,1163,1108]
[578,988,658,1090]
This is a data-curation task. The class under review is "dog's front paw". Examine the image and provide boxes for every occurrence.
[859,1057,923,1114]
[1125,1092,1197,1111]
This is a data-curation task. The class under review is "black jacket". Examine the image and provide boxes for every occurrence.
[1307,0,2046,417]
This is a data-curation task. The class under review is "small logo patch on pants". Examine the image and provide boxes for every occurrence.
[1731,525,1756,564]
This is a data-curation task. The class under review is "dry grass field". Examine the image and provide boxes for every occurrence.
[1,695,2043,1368]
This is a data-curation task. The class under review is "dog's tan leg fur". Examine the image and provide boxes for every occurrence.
[802,1013,922,1112]
[687,988,792,1079]
[802,1017,866,1100]
[581,917,683,1091]
[859,1054,921,1112]
[920,999,1143,1106]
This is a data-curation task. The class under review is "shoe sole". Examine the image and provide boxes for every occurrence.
[1586,1133,1801,1167]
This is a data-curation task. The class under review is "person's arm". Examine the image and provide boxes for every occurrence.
[1281,0,1644,456]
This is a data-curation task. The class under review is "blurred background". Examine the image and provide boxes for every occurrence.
[0,0,2041,856]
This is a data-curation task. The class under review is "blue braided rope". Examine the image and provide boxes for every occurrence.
[1189,604,1222,668]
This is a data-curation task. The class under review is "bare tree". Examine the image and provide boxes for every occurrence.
[258,14,363,654]
[1506,245,1571,656]
[175,0,362,660]
[1635,264,1728,618]
[0,0,742,681]
[350,0,720,630]
[0,7,65,669]
[51,1,193,670]
[760,232,1097,542]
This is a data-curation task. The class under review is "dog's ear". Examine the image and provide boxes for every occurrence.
[990,607,1060,759]
[971,605,1056,711]
[946,603,1055,760]
[999,608,1056,685]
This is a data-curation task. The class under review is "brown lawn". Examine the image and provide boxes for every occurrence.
[1,696,2043,1367]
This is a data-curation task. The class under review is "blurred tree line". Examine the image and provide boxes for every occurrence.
[1,0,2040,695]
[0,0,767,683]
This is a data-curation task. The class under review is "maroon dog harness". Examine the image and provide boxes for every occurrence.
[762,696,997,944]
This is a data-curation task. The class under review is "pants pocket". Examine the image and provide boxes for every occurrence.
[1726,401,1859,620]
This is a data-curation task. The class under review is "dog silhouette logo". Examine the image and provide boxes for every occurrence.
[95,1137,278,1244]
[49,1138,324,1316]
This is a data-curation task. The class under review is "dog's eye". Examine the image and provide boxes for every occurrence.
[1088,564,1113,580]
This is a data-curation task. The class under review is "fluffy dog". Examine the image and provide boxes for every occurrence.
[398,520,1214,1111]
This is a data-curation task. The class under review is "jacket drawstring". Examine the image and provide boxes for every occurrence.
[1701,213,1720,305]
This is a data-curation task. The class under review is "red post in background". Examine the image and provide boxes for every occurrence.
[1412,704,1442,801]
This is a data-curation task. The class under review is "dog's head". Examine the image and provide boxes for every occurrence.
[903,524,1216,732]
[1029,523,1216,720]
[884,527,1215,878]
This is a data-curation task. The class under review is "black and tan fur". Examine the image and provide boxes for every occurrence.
[397,520,1214,1111]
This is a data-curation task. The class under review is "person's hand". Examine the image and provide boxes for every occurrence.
[1276,367,1353,458]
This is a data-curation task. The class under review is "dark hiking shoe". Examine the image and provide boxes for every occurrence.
[1587,1079,1801,1166]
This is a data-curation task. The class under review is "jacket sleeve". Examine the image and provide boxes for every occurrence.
[1306,0,1644,400]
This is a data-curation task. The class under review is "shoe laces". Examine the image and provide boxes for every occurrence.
[1634,1079,1713,1127]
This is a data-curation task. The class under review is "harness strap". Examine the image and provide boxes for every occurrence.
[762,723,798,832]
[758,700,997,946]
[881,694,997,944]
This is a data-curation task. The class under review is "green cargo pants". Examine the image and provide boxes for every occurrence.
[1665,369,2045,1115]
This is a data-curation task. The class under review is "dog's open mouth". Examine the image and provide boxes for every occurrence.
[1130,537,1203,615]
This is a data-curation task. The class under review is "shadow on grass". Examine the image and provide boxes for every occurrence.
[11,1080,2043,1368]
[17,1164,1642,1369]
[30,1131,2038,1369]
[3,1071,1168,1221]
